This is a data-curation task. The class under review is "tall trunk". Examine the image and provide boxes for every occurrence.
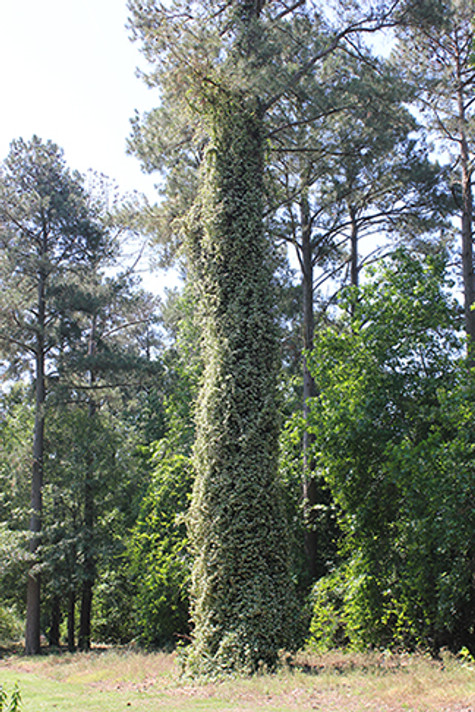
[78,315,97,651]
[78,479,94,651]
[454,22,475,646]
[455,44,475,365]
[457,92,475,645]
[49,596,61,648]
[349,204,359,321]
[78,574,93,651]
[67,591,76,652]
[188,90,297,671]
[25,272,46,655]
[300,189,319,580]
[186,0,297,674]
[349,205,359,290]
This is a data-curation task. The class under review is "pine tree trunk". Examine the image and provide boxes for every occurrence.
[349,205,359,290]
[300,191,319,580]
[458,128,475,365]
[454,11,475,641]
[78,466,94,651]
[455,45,475,365]
[67,591,76,652]
[78,581,93,651]
[78,475,94,651]
[49,596,61,648]
[25,273,46,655]
[78,316,97,652]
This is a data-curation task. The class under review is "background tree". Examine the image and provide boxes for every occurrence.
[269,44,448,583]
[394,0,475,360]
[306,249,474,653]
[0,386,31,643]
[0,136,106,654]
[44,265,162,651]
[43,400,145,650]
[124,286,201,648]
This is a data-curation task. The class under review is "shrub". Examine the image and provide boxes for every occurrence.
[0,606,23,646]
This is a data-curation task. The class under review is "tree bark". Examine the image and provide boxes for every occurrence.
[300,189,319,580]
[49,596,61,648]
[78,315,97,651]
[78,579,93,651]
[67,591,76,652]
[455,61,475,365]
[25,271,46,655]
[349,205,359,290]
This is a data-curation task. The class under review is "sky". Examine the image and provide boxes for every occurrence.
[0,0,158,197]
[0,0,182,293]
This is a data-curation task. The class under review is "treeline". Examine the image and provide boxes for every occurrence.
[0,0,474,667]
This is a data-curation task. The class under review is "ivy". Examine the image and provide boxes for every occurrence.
[186,90,299,673]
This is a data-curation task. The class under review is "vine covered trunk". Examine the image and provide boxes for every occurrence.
[187,93,297,673]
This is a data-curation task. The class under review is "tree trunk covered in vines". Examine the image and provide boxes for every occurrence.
[187,93,298,673]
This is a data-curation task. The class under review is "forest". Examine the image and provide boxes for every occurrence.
[0,0,474,676]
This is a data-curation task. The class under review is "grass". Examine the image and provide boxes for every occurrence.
[0,648,474,712]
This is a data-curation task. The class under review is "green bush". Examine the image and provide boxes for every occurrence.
[307,251,475,654]
[127,448,192,647]
[307,567,349,651]
[0,606,23,646]
[92,568,138,644]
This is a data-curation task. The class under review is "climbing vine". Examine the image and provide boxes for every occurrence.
[186,91,299,673]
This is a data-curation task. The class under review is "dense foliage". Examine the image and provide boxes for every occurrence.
[306,250,474,653]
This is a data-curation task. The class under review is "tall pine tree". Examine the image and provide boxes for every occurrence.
[394,0,475,361]
[0,136,105,654]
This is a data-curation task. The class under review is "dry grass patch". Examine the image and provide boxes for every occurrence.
[1,648,177,687]
[0,647,473,712]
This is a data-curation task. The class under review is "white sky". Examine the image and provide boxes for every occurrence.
[0,0,158,197]
[0,0,184,294]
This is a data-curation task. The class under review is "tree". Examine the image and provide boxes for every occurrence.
[128,0,415,671]
[269,44,448,582]
[68,281,160,651]
[394,0,475,361]
[129,0,304,672]
[0,136,105,654]
[42,397,146,650]
[307,249,474,653]
[44,265,162,651]
[0,386,31,641]
[127,446,193,647]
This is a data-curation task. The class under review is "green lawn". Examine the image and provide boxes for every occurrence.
[1,648,474,712]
